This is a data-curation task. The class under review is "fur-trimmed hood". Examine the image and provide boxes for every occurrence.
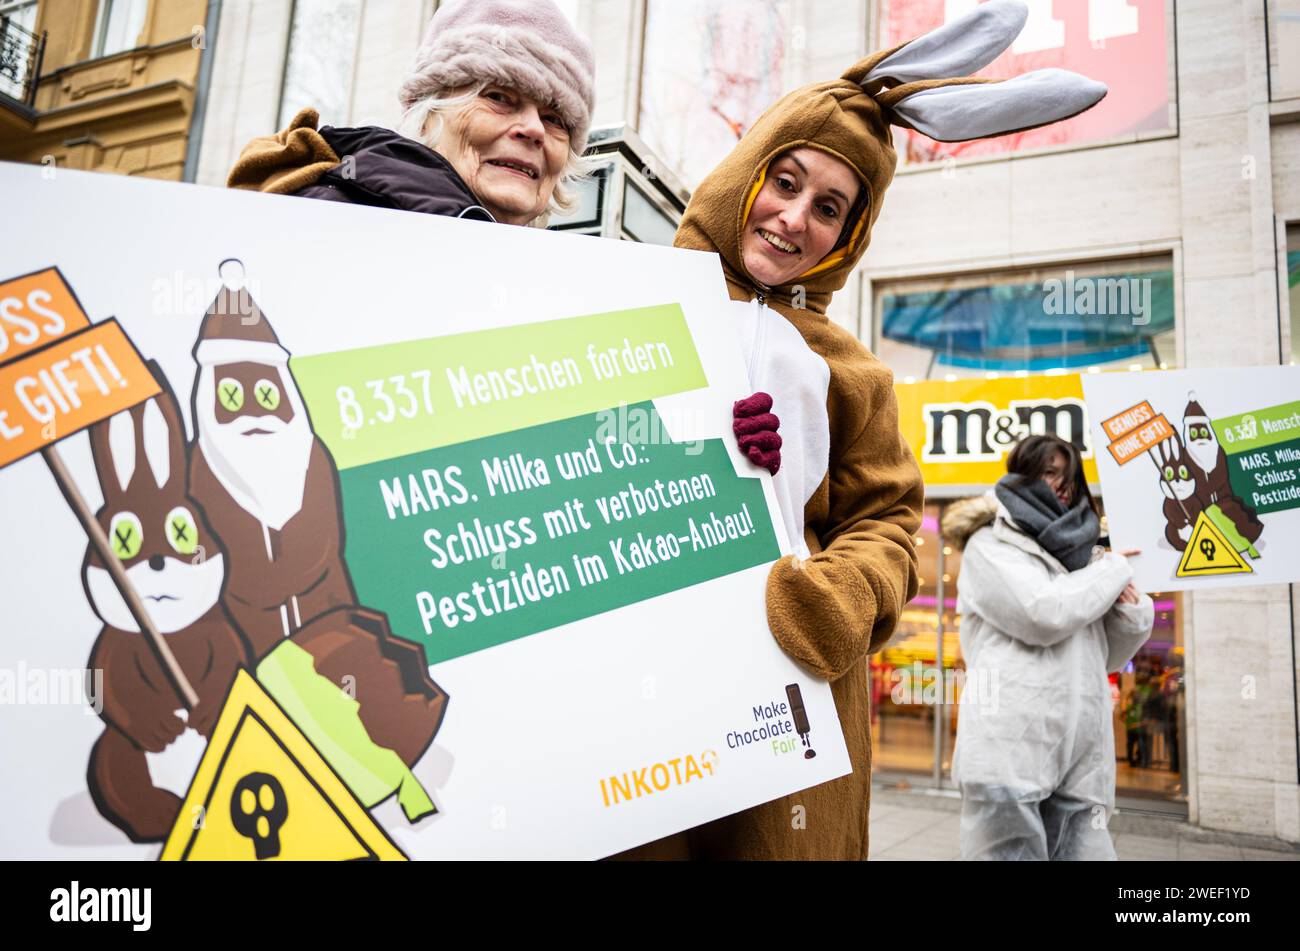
[941,492,999,550]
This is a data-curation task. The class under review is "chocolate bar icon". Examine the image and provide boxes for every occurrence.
[785,683,816,760]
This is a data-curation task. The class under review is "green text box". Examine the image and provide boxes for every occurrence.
[1224,434,1300,515]
[339,402,779,664]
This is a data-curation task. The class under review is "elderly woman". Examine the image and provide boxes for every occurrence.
[227,0,593,227]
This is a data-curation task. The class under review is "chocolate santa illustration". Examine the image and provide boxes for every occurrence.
[189,271,356,657]
[1180,392,1263,555]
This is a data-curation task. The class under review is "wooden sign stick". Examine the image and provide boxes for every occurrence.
[1144,443,1192,524]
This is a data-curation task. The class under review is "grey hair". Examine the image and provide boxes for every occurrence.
[394,83,599,227]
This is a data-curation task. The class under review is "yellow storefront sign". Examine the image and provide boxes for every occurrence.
[895,374,1099,489]
[160,670,406,861]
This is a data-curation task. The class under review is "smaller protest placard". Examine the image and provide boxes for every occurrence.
[0,267,90,362]
[0,320,159,467]
[1098,400,1176,465]
[1083,367,1300,591]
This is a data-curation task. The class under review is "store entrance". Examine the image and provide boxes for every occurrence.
[870,500,1187,812]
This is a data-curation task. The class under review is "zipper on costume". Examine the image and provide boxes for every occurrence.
[748,297,766,388]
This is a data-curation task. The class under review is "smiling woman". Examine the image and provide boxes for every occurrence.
[227,0,596,228]
[740,148,865,289]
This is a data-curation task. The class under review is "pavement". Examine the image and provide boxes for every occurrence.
[868,786,1300,861]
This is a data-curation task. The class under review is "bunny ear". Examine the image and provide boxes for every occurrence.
[139,361,187,493]
[854,0,1028,86]
[88,407,136,499]
[880,68,1107,142]
[846,0,1106,144]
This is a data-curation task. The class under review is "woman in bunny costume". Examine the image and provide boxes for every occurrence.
[617,1,1108,860]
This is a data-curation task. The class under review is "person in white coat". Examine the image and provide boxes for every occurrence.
[942,434,1154,860]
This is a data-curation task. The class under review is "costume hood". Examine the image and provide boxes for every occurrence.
[675,0,1107,319]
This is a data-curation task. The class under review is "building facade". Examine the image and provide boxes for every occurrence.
[0,0,214,179]
[142,0,1300,845]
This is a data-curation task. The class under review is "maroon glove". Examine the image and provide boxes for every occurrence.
[733,392,782,476]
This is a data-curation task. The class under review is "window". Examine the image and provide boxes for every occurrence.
[1271,0,1300,101]
[638,0,793,189]
[0,0,35,30]
[877,0,1175,164]
[278,0,363,130]
[875,257,1178,380]
[92,0,148,58]
[0,0,38,101]
[621,180,677,246]
[1288,225,1299,365]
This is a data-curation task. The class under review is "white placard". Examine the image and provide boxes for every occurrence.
[1083,367,1300,593]
[0,162,849,860]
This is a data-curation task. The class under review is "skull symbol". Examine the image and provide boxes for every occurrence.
[230,772,288,859]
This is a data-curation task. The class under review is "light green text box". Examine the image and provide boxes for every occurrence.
[1213,399,1300,454]
[292,303,708,469]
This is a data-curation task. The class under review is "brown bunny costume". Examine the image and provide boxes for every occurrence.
[617,0,1106,860]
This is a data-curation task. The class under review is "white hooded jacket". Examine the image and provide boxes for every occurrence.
[943,492,1154,808]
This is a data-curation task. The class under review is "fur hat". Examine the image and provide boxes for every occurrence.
[398,0,595,155]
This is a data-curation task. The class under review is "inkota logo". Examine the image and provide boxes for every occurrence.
[49,882,151,931]
[922,398,1090,463]
[599,751,718,807]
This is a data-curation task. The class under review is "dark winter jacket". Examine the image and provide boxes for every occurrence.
[227,108,494,222]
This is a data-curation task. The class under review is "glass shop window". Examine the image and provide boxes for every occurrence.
[875,257,1178,382]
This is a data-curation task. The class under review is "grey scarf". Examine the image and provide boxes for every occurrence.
[994,474,1100,571]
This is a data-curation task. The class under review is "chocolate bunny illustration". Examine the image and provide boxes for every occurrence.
[1154,432,1203,551]
[83,363,252,843]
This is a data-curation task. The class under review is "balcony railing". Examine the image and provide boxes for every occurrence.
[0,15,45,109]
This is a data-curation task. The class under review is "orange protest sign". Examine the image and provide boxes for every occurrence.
[0,320,160,469]
[1099,400,1157,442]
[1107,412,1175,465]
[0,268,90,367]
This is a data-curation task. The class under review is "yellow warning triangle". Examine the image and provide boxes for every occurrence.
[1176,510,1253,577]
[160,669,406,861]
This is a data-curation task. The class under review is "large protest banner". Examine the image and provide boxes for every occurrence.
[0,161,849,859]
[1083,367,1300,593]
